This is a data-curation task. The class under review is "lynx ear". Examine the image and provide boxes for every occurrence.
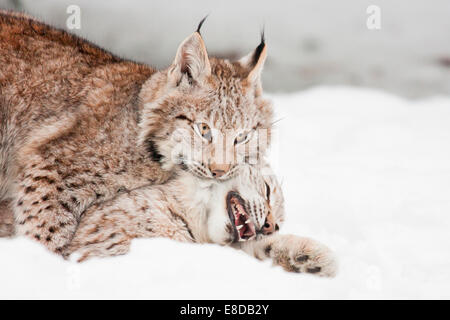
[239,32,267,92]
[168,27,211,86]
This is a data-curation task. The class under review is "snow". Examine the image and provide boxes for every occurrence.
[1,86,450,299]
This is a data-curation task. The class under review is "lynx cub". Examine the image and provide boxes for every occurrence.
[68,163,336,277]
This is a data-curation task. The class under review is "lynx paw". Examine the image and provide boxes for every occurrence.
[268,235,337,277]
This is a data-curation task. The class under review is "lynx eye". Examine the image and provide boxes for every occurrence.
[234,131,252,145]
[194,123,212,142]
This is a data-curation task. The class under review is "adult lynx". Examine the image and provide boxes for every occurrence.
[0,12,272,252]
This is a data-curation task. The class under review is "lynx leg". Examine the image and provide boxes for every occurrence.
[238,234,337,277]
[66,188,196,262]
[68,227,132,262]
[0,200,15,237]
[13,164,79,254]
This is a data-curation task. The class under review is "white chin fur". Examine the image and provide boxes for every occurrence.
[205,180,234,244]
[207,210,232,244]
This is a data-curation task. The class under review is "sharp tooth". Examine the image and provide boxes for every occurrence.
[236,225,243,230]
[245,219,251,224]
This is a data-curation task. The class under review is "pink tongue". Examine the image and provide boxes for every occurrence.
[235,212,254,239]
[231,197,256,240]
[240,224,253,238]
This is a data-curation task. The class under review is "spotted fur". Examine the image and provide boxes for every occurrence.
[237,234,338,277]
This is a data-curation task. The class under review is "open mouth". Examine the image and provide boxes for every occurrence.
[226,191,256,242]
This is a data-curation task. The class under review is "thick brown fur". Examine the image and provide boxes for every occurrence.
[0,11,173,252]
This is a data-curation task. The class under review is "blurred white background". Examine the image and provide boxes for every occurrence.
[1,0,449,98]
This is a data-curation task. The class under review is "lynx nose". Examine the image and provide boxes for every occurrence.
[261,212,276,235]
[209,163,231,178]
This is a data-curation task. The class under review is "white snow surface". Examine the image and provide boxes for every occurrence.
[1,87,450,299]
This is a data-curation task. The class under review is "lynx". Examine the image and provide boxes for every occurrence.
[0,12,271,252]
[0,11,337,276]
[68,163,336,276]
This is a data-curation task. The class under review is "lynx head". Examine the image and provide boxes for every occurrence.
[139,20,273,180]
[206,163,285,245]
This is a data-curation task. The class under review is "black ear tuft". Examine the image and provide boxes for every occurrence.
[196,15,208,35]
[252,28,266,66]
[260,27,265,45]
